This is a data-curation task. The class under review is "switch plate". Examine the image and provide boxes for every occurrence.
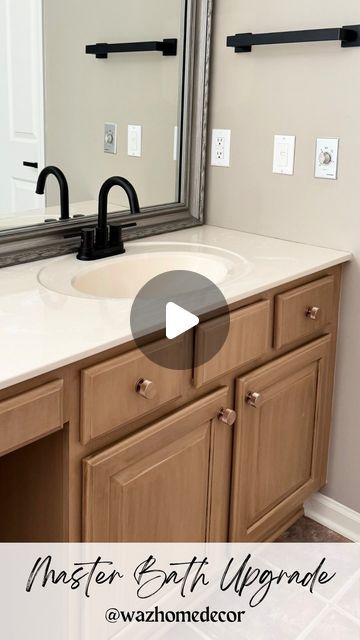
[104,123,117,154]
[211,129,231,167]
[273,135,296,175]
[315,138,339,180]
[128,125,142,157]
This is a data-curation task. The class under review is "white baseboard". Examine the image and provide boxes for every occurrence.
[304,493,360,542]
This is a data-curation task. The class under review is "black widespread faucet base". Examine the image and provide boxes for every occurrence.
[77,245,126,261]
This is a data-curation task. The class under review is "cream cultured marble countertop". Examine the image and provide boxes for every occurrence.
[0,225,351,390]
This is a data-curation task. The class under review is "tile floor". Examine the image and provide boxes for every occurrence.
[277,515,350,542]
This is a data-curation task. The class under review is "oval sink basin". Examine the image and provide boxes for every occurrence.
[38,242,251,299]
[73,251,229,298]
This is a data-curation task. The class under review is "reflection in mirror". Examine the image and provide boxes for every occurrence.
[0,0,186,231]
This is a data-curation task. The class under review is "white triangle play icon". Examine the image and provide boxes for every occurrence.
[166,302,199,340]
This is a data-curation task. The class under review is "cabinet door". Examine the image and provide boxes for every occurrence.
[83,388,233,542]
[230,336,331,542]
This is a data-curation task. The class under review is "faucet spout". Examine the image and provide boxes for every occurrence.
[36,166,70,221]
[97,176,140,247]
[77,176,139,260]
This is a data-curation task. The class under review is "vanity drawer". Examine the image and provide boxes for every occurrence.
[275,276,335,349]
[80,337,187,444]
[193,300,271,388]
[0,380,64,457]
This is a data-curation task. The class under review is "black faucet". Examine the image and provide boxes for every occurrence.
[77,176,139,261]
[36,166,71,221]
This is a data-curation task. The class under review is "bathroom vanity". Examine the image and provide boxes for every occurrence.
[0,226,351,543]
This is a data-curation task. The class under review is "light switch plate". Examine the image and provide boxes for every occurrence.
[128,125,142,157]
[273,135,296,175]
[104,123,117,154]
[211,129,231,167]
[315,138,339,180]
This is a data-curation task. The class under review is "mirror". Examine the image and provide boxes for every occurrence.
[0,0,211,265]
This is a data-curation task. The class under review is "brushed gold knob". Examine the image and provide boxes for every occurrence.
[136,379,157,400]
[246,392,262,408]
[306,306,320,321]
[218,408,237,426]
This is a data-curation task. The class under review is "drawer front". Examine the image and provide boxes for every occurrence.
[275,276,335,349]
[194,300,271,388]
[0,380,63,457]
[80,337,187,444]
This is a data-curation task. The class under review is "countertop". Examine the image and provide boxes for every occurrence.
[0,225,351,391]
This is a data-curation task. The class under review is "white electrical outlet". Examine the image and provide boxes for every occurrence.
[211,129,231,167]
[273,135,296,175]
[128,125,142,157]
[315,138,339,180]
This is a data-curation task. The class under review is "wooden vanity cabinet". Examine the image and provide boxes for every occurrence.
[0,265,343,543]
[230,337,332,542]
[83,388,233,542]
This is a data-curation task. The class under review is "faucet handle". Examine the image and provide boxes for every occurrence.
[109,223,124,249]
[109,222,137,248]
[77,228,95,261]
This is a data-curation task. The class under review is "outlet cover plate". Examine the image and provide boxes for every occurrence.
[211,129,231,167]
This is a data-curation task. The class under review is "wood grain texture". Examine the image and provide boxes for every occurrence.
[83,388,230,542]
[194,300,271,387]
[81,336,187,444]
[274,276,334,349]
[230,336,332,542]
[0,380,63,457]
[0,265,343,543]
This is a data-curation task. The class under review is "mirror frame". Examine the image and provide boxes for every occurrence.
[0,0,213,268]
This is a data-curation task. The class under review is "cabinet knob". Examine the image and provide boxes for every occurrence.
[246,391,262,408]
[218,408,237,426]
[306,306,320,321]
[136,379,157,400]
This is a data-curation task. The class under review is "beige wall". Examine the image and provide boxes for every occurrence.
[207,1,360,511]
[43,0,183,209]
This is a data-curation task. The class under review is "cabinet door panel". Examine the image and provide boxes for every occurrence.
[109,424,210,542]
[230,336,331,542]
[247,364,317,524]
[83,388,232,542]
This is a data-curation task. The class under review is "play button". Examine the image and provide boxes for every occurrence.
[166,302,199,339]
[130,270,230,370]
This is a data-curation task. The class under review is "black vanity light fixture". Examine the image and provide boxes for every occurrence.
[227,25,360,53]
[86,38,177,59]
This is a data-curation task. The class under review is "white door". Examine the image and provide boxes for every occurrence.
[0,0,45,218]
